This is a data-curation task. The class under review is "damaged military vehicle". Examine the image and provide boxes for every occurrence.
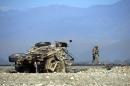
[9,41,74,73]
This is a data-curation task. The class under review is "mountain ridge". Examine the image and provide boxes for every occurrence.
[0,0,130,63]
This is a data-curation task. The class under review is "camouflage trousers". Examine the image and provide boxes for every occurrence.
[92,54,99,64]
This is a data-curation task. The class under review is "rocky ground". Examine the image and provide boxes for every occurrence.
[0,66,130,86]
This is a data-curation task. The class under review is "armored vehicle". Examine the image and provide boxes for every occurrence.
[9,41,74,73]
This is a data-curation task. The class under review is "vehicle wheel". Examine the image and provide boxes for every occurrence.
[54,60,65,73]
[9,53,26,62]
[45,58,65,73]
[15,65,24,73]
[45,58,57,72]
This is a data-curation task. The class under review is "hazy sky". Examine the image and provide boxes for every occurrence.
[0,0,129,64]
[0,0,120,10]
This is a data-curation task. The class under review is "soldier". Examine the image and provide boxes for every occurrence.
[92,46,99,64]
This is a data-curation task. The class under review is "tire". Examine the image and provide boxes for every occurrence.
[54,60,65,73]
[45,58,65,73]
[9,53,26,62]
[45,58,56,72]
[15,65,24,73]
[35,42,51,47]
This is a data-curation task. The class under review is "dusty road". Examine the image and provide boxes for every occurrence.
[0,66,130,86]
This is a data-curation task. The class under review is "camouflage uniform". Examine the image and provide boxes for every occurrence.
[92,46,99,64]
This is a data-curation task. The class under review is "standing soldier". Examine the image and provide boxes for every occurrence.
[92,46,99,64]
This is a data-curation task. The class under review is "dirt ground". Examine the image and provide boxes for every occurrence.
[0,66,130,86]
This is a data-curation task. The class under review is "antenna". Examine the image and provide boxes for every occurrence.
[69,40,72,43]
